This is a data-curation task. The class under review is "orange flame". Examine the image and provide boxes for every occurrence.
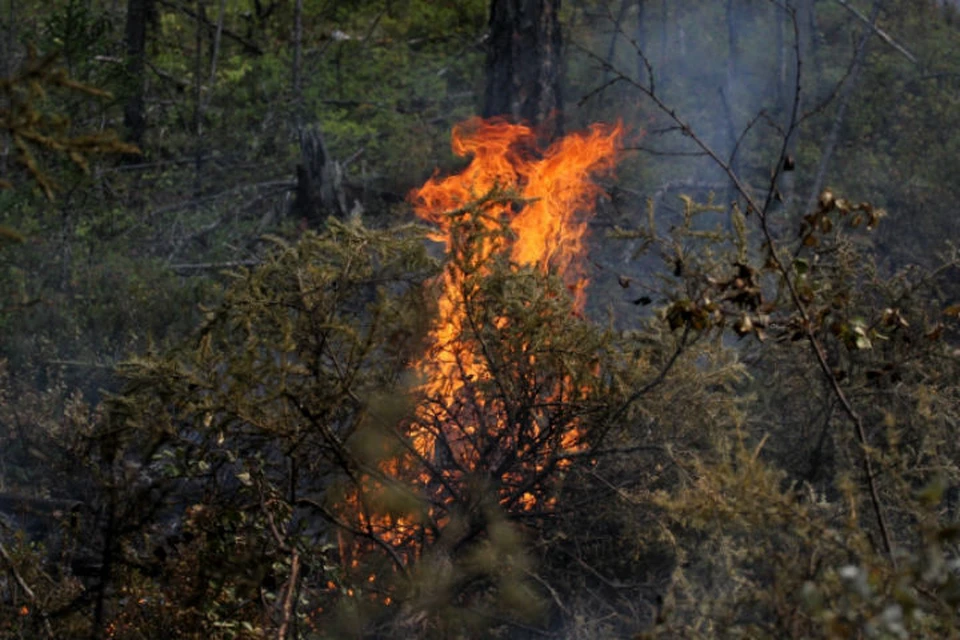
[415,118,621,305]
[339,118,621,583]
[408,117,621,472]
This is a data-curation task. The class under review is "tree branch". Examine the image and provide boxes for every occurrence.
[157,0,265,56]
[276,549,300,640]
[585,5,896,563]
[833,0,917,64]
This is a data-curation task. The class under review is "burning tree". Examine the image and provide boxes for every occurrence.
[84,117,694,638]
[332,117,646,630]
[34,116,766,639]
[404,117,623,513]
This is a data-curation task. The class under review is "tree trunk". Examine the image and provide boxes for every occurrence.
[192,0,205,198]
[203,0,226,115]
[193,0,204,138]
[726,0,739,101]
[1,0,12,79]
[776,2,786,109]
[725,0,741,159]
[659,0,667,75]
[483,0,563,139]
[0,0,15,177]
[123,0,151,150]
[635,0,646,84]
[804,0,820,99]
[292,0,303,107]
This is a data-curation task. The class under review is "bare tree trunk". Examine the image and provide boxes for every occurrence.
[193,0,204,138]
[659,0,667,75]
[203,0,226,113]
[721,0,746,203]
[0,0,14,177]
[776,2,787,108]
[292,0,303,107]
[635,0,646,83]
[91,494,116,640]
[483,0,563,139]
[725,0,740,145]
[0,0,13,82]
[1,0,12,78]
[123,0,151,150]
[806,0,821,98]
[796,0,816,96]
[193,0,205,197]
[604,0,631,77]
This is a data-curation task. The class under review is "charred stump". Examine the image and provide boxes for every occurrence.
[291,124,348,225]
[483,0,564,139]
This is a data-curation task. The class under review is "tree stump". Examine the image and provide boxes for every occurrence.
[291,124,348,225]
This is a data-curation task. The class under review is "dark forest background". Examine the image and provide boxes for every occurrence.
[2,0,960,637]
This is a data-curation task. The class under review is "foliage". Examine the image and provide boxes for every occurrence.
[1,46,137,199]
[0,0,959,638]
[99,219,435,637]
[0,361,97,638]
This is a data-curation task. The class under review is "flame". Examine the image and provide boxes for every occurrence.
[415,117,621,306]
[407,117,621,493]
[338,117,621,586]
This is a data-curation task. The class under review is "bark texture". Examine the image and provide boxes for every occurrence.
[123,0,152,149]
[483,0,563,139]
[292,124,348,224]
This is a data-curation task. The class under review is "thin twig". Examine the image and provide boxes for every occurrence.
[608,325,691,428]
[169,259,261,271]
[0,540,36,600]
[833,0,917,64]
[295,497,410,577]
[0,540,54,638]
[156,0,264,55]
[276,549,300,640]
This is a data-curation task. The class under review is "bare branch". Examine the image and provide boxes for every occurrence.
[156,0,264,56]
[169,259,261,271]
[833,0,917,64]
[587,5,896,562]
[0,540,36,600]
[0,540,54,638]
[276,549,300,640]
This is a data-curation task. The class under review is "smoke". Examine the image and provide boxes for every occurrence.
[566,1,813,326]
